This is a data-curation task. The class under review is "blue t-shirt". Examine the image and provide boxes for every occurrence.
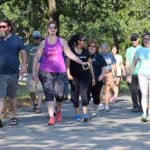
[135,47,150,76]
[101,52,116,71]
[0,34,26,74]
[90,53,107,82]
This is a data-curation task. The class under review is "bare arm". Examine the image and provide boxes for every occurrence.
[20,50,27,75]
[125,59,131,76]
[112,63,117,77]
[98,66,105,81]
[88,58,95,81]
[66,58,73,80]
[32,40,45,78]
[130,57,139,75]
[61,38,83,65]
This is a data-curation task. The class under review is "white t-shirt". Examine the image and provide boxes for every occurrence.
[114,54,123,76]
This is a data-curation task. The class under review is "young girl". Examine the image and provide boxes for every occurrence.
[111,45,125,102]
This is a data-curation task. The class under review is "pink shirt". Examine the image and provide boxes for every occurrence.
[40,37,66,73]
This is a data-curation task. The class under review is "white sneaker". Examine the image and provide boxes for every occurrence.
[105,105,110,112]
[98,103,105,111]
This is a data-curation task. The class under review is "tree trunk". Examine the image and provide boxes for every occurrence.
[48,0,59,34]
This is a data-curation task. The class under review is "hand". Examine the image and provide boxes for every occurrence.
[92,78,95,86]
[82,62,90,70]
[67,74,73,81]
[126,75,132,83]
[98,74,104,81]
[20,64,27,76]
[32,72,39,83]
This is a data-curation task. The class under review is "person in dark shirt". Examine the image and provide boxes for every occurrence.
[87,41,106,112]
[0,19,27,127]
[67,34,95,121]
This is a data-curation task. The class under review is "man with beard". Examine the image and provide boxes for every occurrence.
[0,19,27,127]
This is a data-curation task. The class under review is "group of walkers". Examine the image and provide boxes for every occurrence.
[0,19,150,127]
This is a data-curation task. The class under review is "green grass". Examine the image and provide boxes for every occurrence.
[17,80,130,100]
[17,81,29,100]
[120,80,130,95]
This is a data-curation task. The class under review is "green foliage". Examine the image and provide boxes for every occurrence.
[0,0,150,55]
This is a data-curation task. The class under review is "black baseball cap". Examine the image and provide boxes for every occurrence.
[130,33,139,41]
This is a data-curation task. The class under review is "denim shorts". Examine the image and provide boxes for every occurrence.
[38,70,67,102]
[0,74,19,98]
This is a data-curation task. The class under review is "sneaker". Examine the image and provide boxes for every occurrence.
[132,107,140,112]
[75,114,81,121]
[141,117,148,122]
[83,114,89,122]
[0,119,3,128]
[56,111,62,122]
[110,96,118,102]
[147,116,150,121]
[48,117,55,125]
[98,103,105,111]
[105,105,110,112]
[34,107,41,113]
[141,114,148,122]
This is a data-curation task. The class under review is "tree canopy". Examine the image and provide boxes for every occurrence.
[0,0,150,54]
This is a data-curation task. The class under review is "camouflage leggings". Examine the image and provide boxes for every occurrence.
[38,70,67,102]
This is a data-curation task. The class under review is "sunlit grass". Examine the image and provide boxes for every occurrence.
[17,81,29,100]
[120,80,130,95]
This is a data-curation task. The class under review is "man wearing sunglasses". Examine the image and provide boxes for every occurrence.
[125,33,142,112]
[0,19,27,127]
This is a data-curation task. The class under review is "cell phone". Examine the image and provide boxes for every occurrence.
[82,63,90,70]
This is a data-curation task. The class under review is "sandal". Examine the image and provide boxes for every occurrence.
[34,107,41,113]
[33,104,38,112]
[9,118,18,126]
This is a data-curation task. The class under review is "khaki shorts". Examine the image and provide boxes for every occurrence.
[27,74,43,93]
[104,72,114,85]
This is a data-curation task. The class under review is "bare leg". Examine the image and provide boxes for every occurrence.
[30,92,37,106]
[82,106,88,114]
[47,101,55,117]
[0,98,4,119]
[74,107,80,114]
[56,101,62,111]
[105,85,111,106]
[9,97,17,118]
[37,92,44,108]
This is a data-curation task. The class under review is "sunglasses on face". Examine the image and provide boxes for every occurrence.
[131,38,138,42]
[89,45,96,48]
[48,26,57,30]
[0,25,7,29]
[143,37,150,40]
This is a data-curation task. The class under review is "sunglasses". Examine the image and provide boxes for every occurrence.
[0,25,7,29]
[131,38,138,41]
[89,45,96,48]
[143,37,150,40]
[48,26,57,30]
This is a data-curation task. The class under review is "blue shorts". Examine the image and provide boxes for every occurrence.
[0,74,19,98]
[38,71,67,102]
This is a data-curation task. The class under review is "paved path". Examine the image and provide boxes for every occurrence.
[0,95,150,150]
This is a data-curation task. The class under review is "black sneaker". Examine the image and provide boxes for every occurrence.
[0,119,3,127]
[83,114,89,122]
[132,107,139,112]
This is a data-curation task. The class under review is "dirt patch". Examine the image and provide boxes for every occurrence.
[3,98,32,118]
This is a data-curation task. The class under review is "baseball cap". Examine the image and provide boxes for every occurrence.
[130,33,139,41]
[32,30,41,38]
[100,42,109,49]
